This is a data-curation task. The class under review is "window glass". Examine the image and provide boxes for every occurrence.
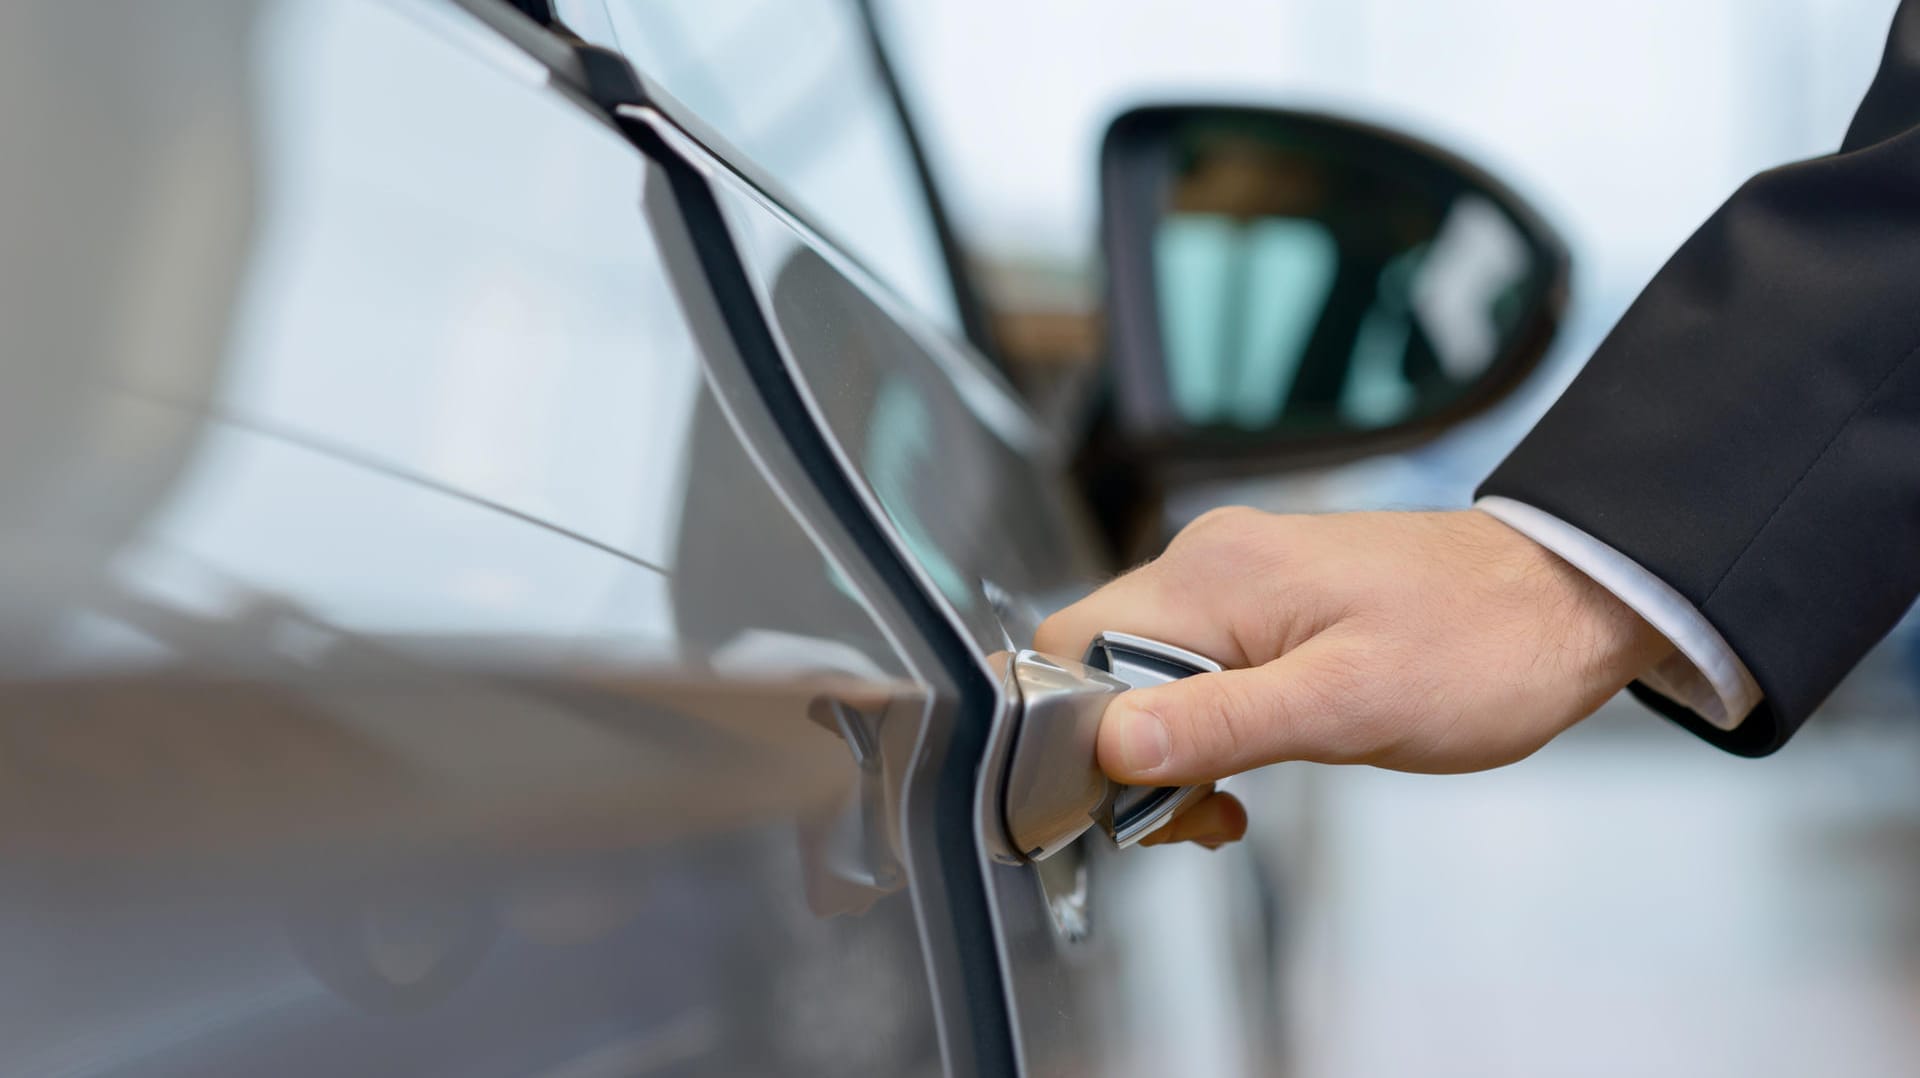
[600,0,961,334]
[1154,194,1526,432]
[1156,215,1339,428]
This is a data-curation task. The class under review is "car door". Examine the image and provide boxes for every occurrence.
[632,117,1281,1078]
[0,1,1000,1074]
[561,3,1283,1075]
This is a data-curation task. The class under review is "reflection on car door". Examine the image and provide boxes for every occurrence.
[630,112,1186,1078]
[0,1,979,1074]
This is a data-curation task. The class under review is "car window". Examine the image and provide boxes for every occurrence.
[593,0,962,335]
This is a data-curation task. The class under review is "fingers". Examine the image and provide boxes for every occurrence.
[1034,507,1337,671]
[1032,561,1248,670]
[1098,636,1365,785]
[1139,788,1247,849]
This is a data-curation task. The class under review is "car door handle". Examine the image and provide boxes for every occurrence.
[993,632,1221,861]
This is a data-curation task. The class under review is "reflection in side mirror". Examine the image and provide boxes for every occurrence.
[1100,105,1569,476]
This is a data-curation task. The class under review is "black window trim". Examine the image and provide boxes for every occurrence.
[850,0,997,361]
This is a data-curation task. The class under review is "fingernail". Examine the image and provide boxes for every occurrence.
[1115,708,1171,776]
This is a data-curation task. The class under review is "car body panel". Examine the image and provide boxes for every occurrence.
[0,1,977,1074]
[1,0,1287,1074]
[630,111,1278,1078]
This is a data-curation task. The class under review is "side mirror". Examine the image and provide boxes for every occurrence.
[1099,105,1569,479]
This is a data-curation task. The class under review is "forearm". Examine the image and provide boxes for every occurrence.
[1479,0,1920,753]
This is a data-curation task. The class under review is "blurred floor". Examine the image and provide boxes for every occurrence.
[1278,633,1920,1078]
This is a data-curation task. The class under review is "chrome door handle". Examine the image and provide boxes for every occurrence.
[992,632,1221,861]
[1083,632,1220,847]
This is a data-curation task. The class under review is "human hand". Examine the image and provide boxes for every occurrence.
[1135,783,1248,850]
[1036,508,1670,844]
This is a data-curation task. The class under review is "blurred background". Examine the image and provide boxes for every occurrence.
[882,1,1920,1075]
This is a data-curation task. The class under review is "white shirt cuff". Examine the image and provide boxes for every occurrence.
[1474,496,1763,731]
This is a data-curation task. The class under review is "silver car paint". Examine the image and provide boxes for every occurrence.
[0,1,962,1074]
[636,113,1281,1076]
[0,0,1281,1074]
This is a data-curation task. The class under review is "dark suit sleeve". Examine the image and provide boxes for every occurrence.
[1478,0,1920,756]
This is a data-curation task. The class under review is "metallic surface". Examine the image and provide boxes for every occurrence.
[636,113,1279,1076]
[1082,632,1224,848]
[0,1,962,1074]
[650,113,1104,660]
[997,651,1129,861]
[1085,631,1225,687]
[0,0,1285,1075]
[991,634,1225,862]
[649,122,1131,1075]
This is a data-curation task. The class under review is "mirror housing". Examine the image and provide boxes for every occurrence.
[1098,104,1570,484]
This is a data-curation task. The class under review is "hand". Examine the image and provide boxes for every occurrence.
[1036,508,1670,840]
[1136,783,1248,850]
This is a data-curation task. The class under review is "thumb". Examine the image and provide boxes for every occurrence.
[1097,639,1361,785]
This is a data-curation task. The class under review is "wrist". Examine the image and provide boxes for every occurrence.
[1462,508,1672,694]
